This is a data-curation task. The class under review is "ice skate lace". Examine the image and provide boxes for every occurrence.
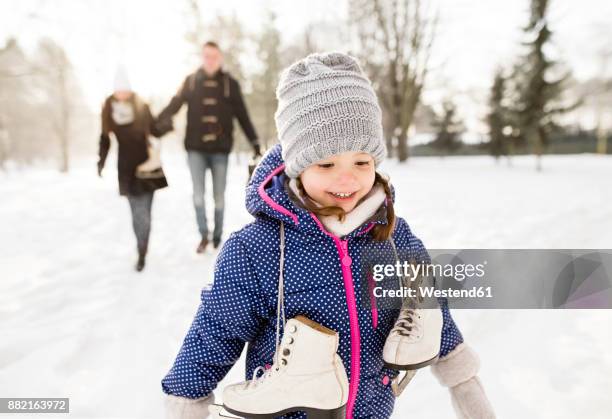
[246,221,288,390]
[391,308,423,340]
[388,237,425,340]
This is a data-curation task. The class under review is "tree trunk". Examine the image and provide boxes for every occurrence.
[526,126,543,171]
[534,135,543,172]
[386,136,394,159]
[0,118,6,170]
[596,125,608,155]
[58,67,69,173]
[397,126,410,162]
[507,141,514,167]
[381,108,394,159]
[397,136,407,162]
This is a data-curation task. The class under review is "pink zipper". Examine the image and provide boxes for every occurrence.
[310,214,366,419]
[336,238,360,419]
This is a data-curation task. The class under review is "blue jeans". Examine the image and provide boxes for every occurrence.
[126,191,154,255]
[186,151,229,241]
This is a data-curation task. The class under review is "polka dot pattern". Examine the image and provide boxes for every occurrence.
[161,144,464,418]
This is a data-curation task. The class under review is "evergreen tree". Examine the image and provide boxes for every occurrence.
[516,0,577,170]
[431,100,463,156]
[486,69,511,161]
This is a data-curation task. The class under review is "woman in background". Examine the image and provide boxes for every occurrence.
[97,67,167,272]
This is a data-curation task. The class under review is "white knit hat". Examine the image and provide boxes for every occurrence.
[275,52,387,178]
[113,65,132,92]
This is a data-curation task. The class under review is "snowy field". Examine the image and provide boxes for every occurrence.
[1,149,611,419]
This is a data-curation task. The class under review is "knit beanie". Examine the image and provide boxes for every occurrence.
[113,65,132,92]
[274,52,387,178]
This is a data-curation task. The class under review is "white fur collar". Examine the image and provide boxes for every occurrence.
[288,178,387,237]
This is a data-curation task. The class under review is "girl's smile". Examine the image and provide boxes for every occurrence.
[327,191,358,200]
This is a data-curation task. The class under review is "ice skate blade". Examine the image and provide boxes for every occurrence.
[383,353,439,370]
[209,404,243,418]
[223,403,346,419]
[390,370,417,397]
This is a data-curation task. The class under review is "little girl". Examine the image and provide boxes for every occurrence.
[162,52,494,419]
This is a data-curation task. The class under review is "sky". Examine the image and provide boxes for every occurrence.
[1,0,611,136]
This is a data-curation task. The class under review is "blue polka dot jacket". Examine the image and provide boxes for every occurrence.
[162,144,464,418]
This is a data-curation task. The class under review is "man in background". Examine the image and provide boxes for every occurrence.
[158,41,261,253]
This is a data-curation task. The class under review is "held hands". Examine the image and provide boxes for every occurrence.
[154,117,174,137]
[253,144,262,159]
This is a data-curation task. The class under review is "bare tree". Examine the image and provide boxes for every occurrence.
[0,36,91,171]
[183,0,247,80]
[0,38,30,167]
[281,20,347,67]
[0,38,54,167]
[35,38,73,172]
[184,0,206,56]
[251,10,282,150]
[348,0,438,162]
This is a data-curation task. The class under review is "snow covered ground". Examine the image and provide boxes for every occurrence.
[1,150,611,419]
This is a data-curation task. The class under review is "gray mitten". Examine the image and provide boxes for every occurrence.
[165,393,215,419]
[431,343,495,419]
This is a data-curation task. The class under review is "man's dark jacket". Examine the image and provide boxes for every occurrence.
[158,68,259,154]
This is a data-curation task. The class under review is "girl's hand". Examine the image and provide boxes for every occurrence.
[431,344,496,419]
[448,376,495,419]
[164,393,215,419]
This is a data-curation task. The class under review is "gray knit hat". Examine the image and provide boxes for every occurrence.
[275,52,387,178]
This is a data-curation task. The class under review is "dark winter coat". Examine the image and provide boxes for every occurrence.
[157,68,259,154]
[98,93,168,196]
[161,144,464,419]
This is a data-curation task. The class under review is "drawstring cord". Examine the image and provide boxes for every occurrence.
[275,221,286,366]
[248,221,286,389]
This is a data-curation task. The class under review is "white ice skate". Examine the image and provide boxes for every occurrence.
[383,301,442,395]
[383,306,442,370]
[221,315,348,419]
[382,239,443,396]
[210,223,348,418]
[136,140,164,179]
[382,298,443,397]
